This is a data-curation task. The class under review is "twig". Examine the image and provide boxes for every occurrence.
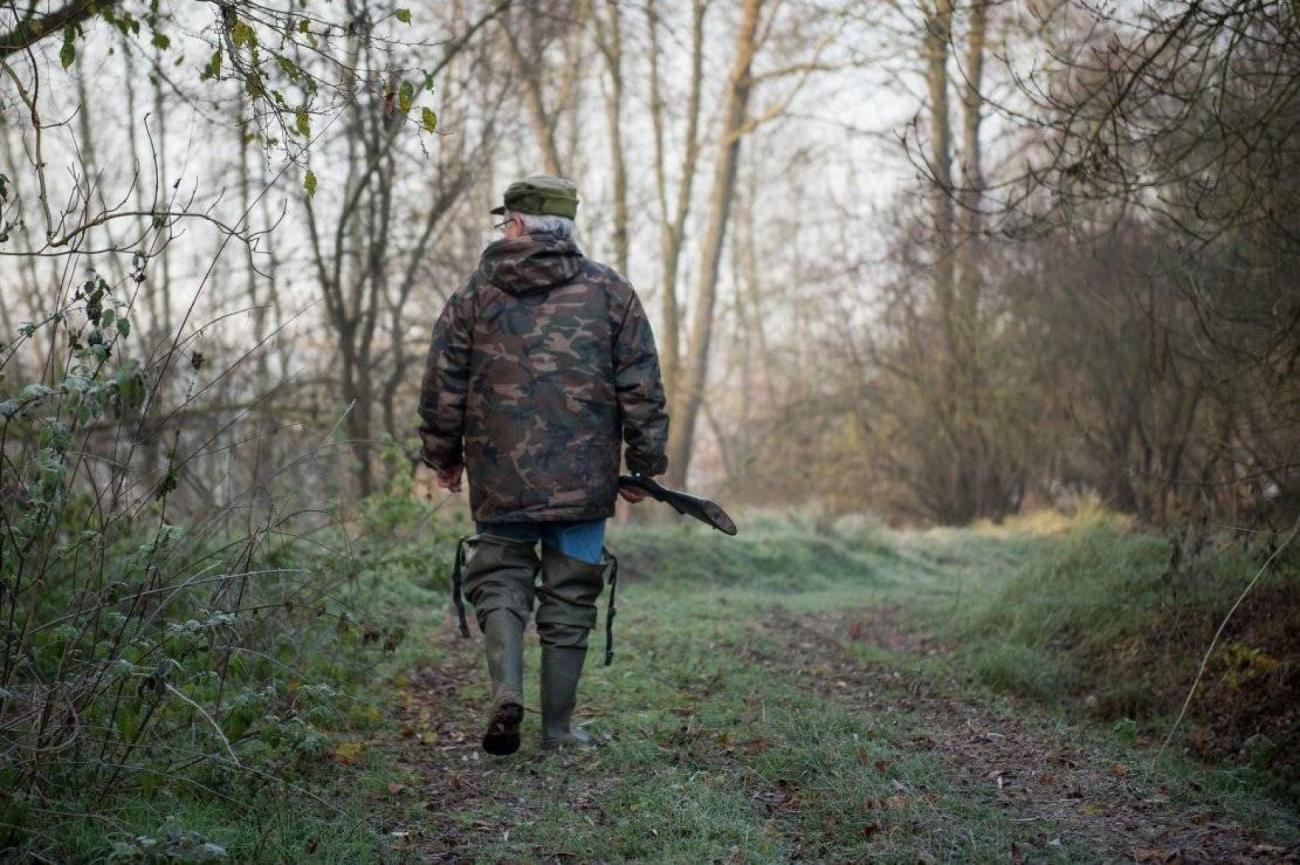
[164,683,240,767]
[1157,515,1300,760]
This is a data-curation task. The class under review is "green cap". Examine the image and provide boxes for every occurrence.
[490,175,580,220]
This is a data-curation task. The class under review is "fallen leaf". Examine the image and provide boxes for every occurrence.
[333,741,365,765]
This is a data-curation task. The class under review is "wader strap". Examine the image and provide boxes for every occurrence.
[603,549,619,667]
[451,536,471,638]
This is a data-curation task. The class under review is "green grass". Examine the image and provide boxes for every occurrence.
[919,511,1300,736]
[31,503,1299,862]
[969,640,1070,700]
[418,583,1087,864]
[382,511,1298,862]
[45,787,387,864]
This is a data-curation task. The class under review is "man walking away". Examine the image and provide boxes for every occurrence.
[417,175,670,754]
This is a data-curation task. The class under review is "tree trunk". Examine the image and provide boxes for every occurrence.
[648,0,708,405]
[593,0,628,275]
[665,0,763,487]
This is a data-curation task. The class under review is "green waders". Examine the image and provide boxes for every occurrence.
[456,536,614,753]
[536,545,609,749]
[459,535,539,756]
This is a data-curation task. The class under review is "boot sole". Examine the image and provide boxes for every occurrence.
[482,703,524,756]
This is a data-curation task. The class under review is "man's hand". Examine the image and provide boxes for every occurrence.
[435,463,464,492]
[618,483,647,503]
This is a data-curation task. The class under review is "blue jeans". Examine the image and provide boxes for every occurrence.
[474,519,607,565]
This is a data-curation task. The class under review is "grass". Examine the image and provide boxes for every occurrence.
[28,503,1300,862]
[376,509,1298,862]
[394,582,1085,864]
[917,511,1300,761]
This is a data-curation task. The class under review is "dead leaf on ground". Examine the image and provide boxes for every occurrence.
[333,741,365,765]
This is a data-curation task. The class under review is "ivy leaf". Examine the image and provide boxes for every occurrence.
[395,8,412,24]
[420,107,438,133]
[304,169,317,198]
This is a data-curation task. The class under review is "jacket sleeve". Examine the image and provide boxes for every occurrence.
[612,287,670,476]
[416,280,474,470]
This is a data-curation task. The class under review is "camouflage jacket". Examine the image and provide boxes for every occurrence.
[417,234,670,523]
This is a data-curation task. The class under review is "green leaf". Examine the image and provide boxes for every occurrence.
[152,31,170,50]
[395,8,412,23]
[295,109,311,137]
[231,19,255,47]
[420,107,438,133]
[203,47,222,80]
[398,80,414,114]
[304,169,317,198]
[20,384,53,401]
[277,55,301,80]
[60,34,76,69]
[298,18,311,34]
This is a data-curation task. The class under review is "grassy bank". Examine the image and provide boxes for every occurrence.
[895,510,1300,800]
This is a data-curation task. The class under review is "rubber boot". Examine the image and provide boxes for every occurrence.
[536,546,607,749]
[481,609,525,755]
[540,645,592,748]
[460,535,539,756]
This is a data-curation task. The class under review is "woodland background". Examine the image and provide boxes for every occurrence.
[1,0,1298,860]
[5,0,1297,526]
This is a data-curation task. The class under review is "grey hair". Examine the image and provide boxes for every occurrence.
[508,210,574,240]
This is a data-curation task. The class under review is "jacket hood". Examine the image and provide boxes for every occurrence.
[477,234,585,296]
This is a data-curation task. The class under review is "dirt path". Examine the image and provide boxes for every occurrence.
[753,608,1298,865]
[370,604,1299,864]
[374,632,555,863]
